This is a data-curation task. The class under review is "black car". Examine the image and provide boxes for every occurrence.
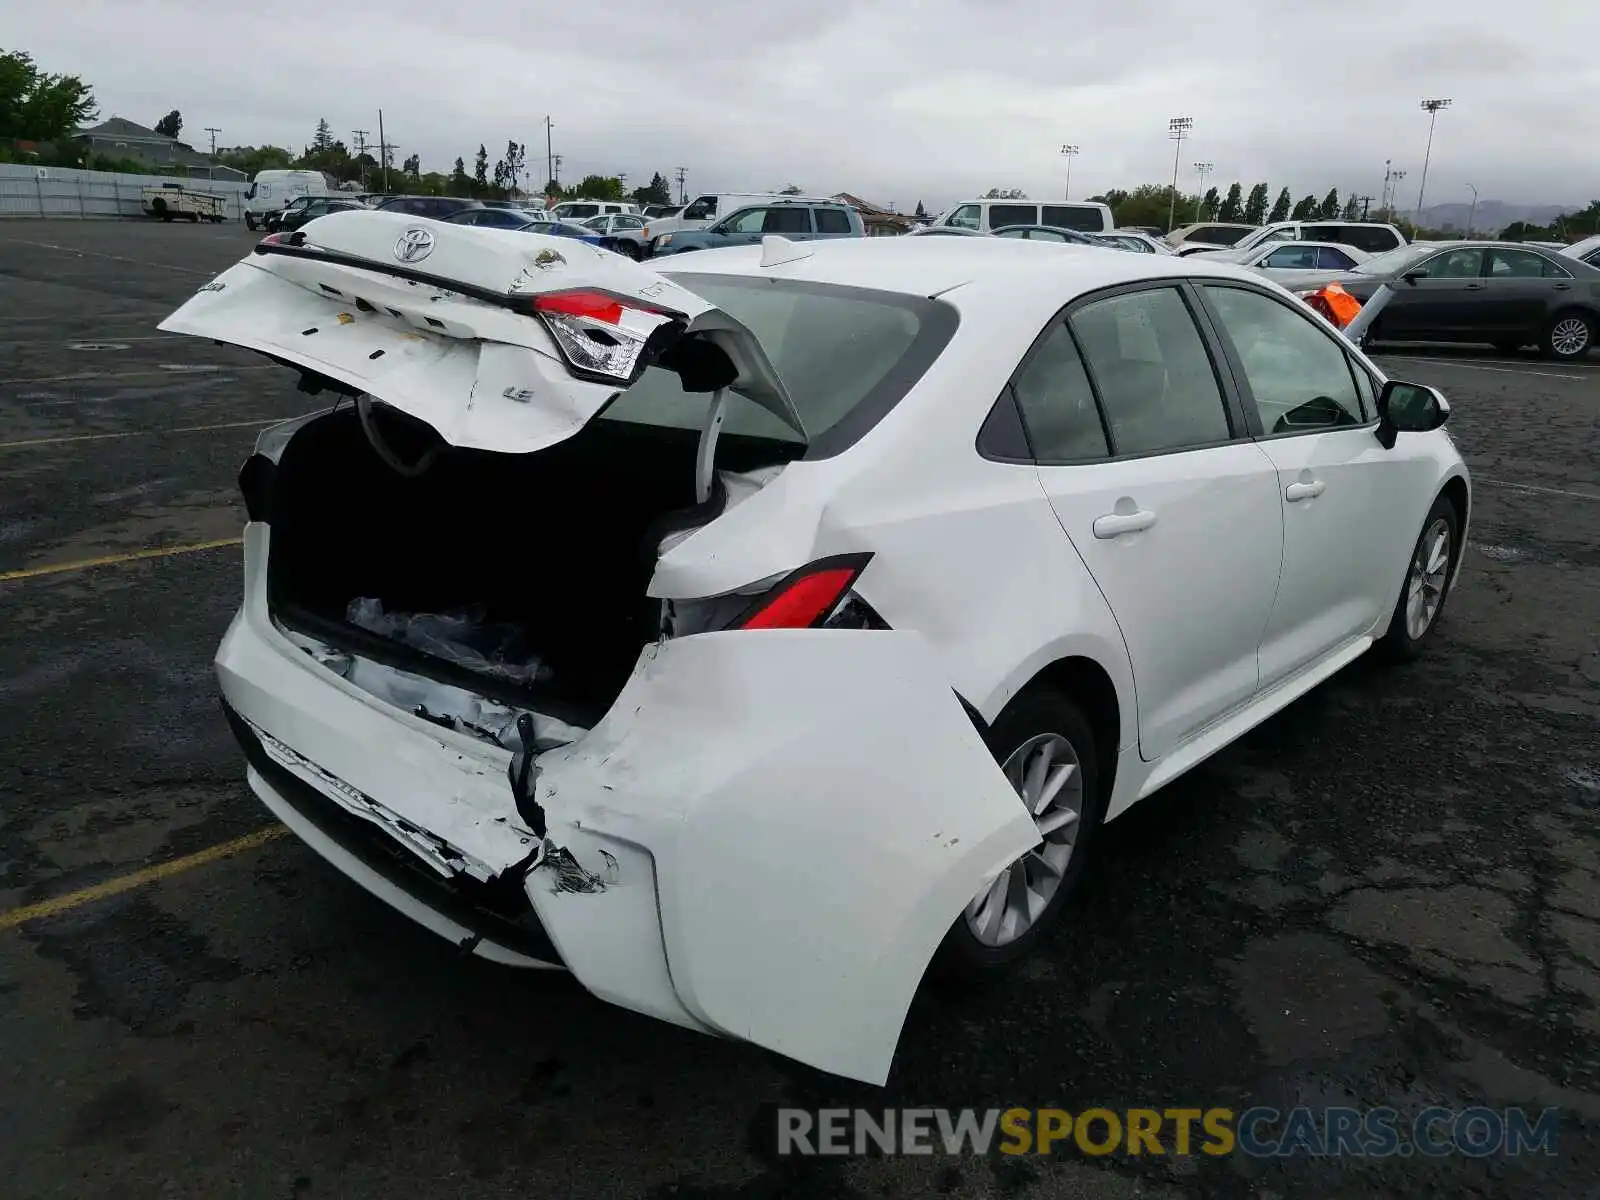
[373,195,483,220]
[990,224,1102,245]
[276,197,368,232]
[263,195,319,233]
[444,207,546,229]
[1312,242,1600,360]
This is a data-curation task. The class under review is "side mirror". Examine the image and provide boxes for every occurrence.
[1375,380,1449,448]
[1401,269,1427,284]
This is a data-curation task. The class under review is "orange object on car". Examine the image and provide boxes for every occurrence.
[1303,282,1362,328]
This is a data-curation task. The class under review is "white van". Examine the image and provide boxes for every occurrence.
[932,199,1115,235]
[550,199,641,223]
[245,170,333,230]
[642,192,837,242]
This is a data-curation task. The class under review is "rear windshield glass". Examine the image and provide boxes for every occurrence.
[598,276,957,457]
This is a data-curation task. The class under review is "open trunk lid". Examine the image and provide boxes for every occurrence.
[159,209,804,453]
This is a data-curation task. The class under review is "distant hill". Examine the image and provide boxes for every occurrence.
[1414,200,1571,234]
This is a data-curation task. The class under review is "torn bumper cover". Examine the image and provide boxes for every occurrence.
[220,523,1038,1085]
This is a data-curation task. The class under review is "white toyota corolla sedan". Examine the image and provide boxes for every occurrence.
[162,212,1470,1086]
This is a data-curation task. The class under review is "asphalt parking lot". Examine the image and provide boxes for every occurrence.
[1,219,1597,1200]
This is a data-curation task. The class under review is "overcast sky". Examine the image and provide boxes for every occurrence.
[15,0,1599,213]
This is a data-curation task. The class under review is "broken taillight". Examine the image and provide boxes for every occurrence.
[523,288,681,385]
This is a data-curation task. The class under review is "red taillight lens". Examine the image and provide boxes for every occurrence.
[735,555,873,630]
[534,290,626,324]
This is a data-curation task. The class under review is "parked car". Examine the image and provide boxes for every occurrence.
[1206,240,1370,276]
[263,195,323,233]
[161,213,1469,1087]
[550,199,641,224]
[444,207,548,230]
[1165,222,1258,250]
[515,219,611,248]
[374,195,484,220]
[930,199,1115,234]
[580,212,651,258]
[277,197,369,232]
[991,224,1103,245]
[649,200,863,256]
[1284,241,1600,360]
[1093,231,1175,255]
[245,169,333,230]
[906,225,989,237]
[641,192,838,242]
[1182,221,1406,258]
[1560,234,1600,267]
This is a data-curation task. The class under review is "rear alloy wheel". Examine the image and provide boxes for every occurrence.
[936,687,1102,974]
[1378,495,1459,661]
[1543,312,1594,360]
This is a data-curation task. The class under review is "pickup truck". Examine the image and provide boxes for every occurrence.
[141,184,228,223]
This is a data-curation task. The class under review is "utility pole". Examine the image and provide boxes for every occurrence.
[1464,183,1478,238]
[552,154,563,189]
[352,130,370,189]
[618,172,628,198]
[1192,161,1214,221]
[377,109,389,193]
[1355,195,1374,220]
[1059,144,1079,201]
[675,166,688,205]
[203,127,221,156]
[1414,98,1451,227]
[1166,117,1193,234]
[544,116,554,194]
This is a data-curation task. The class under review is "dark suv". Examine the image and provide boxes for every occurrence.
[649,201,864,257]
[373,196,483,220]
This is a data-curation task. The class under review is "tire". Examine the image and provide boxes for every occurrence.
[619,241,641,261]
[1377,493,1460,662]
[934,685,1104,976]
[1542,311,1594,360]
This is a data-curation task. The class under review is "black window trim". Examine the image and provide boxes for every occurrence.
[1190,278,1380,440]
[977,278,1254,467]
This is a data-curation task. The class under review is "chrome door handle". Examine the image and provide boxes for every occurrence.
[1092,509,1157,538]
[1553,282,1572,291]
[1464,282,1484,290]
[1285,480,1326,502]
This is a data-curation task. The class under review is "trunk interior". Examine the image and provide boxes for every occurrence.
[267,405,793,728]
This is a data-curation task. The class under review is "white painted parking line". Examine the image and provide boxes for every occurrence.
[1380,356,1590,382]
[0,417,282,451]
[7,365,274,385]
[0,238,216,277]
[1475,478,1600,502]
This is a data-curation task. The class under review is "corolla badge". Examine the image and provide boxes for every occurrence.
[393,227,435,263]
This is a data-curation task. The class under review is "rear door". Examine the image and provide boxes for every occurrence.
[1196,282,1413,686]
[1482,247,1569,338]
[1019,283,1283,760]
[761,205,814,240]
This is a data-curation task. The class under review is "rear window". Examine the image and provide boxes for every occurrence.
[561,204,599,219]
[1041,204,1106,232]
[598,276,958,457]
[1197,225,1253,246]
[988,204,1037,229]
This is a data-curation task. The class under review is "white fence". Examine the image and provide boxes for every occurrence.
[0,163,251,221]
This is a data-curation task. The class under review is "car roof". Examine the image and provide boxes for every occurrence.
[656,233,1277,308]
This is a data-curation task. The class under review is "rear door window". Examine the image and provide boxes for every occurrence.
[1261,246,1321,269]
[814,208,852,234]
[1068,287,1233,456]
[1041,205,1105,232]
[1010,322,1109,461]
[1488,248,1551,277]
[988,204,1038,229]
[763,207,812,234]
[1315,246,1360,269]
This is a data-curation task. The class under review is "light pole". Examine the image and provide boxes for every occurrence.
[203,127,221,156]
[1414,98,1451,226]
[1464,183,1478,238]
[1059,144,1079,201]
[1192,161,1214,221]
[1166,117,1192,234]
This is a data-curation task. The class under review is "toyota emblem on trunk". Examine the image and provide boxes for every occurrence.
[394,227,435,263]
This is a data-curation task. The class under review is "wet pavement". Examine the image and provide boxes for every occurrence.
[1,219,1597,1199]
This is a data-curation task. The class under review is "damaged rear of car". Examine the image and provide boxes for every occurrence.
[169,211,1040,1085]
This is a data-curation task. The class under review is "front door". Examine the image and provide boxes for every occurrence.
[1197,282,1411,688]
[1016,284,1284,760]
[1379,246,1488,340]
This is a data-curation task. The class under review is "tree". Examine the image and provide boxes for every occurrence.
[1291,193,1318,220]
[1316,188,1341,219]
[1200,187,1220,220]
[1342,194,1361,220]
[778,183,803,195]
[218,144,293,176]
[1268,187,1291,223]
[310,118,335,154]
[1105,183,1200,231]
[473,144,488,194]
[492,155,508,194]
[573,173,625,201]
[631,172,672,205]
[914,200,926,218]
[501,140,525,195]
[448,156,471,196]
[1243,183,1270,226]
[1217,182,1244,221]
[0,49,98,141]
[542,178,564,200]
[401,153,420,179]
[153,109,182,138]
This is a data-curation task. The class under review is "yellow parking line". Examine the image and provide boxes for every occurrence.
[0,537,242,583]
[0,826,290,932]
[0,417,280,451]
